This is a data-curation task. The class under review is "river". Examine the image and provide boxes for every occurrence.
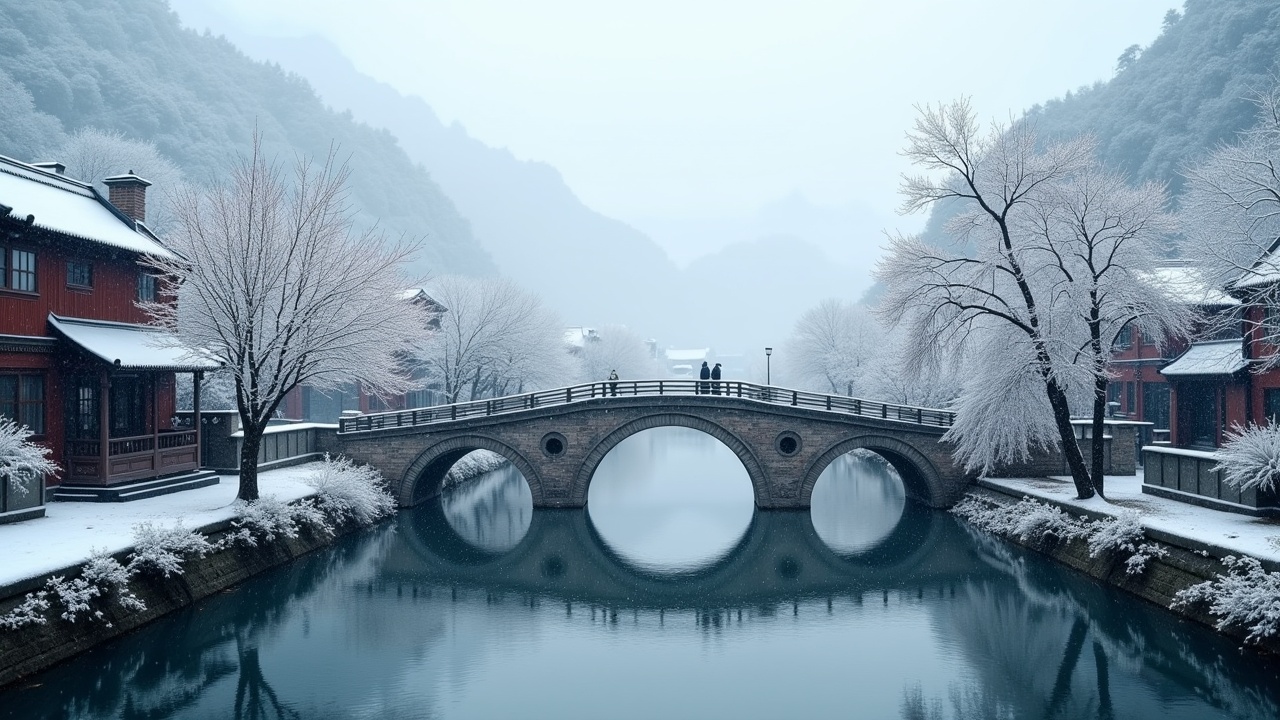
[3,427,1279,719]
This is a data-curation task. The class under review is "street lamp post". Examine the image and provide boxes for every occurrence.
[765,347,772,386]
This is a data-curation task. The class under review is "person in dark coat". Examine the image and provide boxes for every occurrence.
[711,362,722,395]
[698,361,710,394]
[608,369,619,396]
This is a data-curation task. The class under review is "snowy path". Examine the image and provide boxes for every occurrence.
[0,465,320,591]
[982,472,1280,564]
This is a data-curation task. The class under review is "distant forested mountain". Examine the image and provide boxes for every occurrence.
[0,0,493,276]
[914,0,1280,250]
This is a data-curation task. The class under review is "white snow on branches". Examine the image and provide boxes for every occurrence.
[0,417,58,497]
[952,495,1164,575]
[127,521,213,577]
[303,454,396,526]
[1173,555,1280,643]
[1214,424,1280,493]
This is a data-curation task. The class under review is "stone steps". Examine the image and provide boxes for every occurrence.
[52,471,220,503]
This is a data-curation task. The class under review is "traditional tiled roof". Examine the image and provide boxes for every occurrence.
[0,155,175,258]
[1160,339,1247,377]
[1150,263,1238,307]
[48,314,220,371]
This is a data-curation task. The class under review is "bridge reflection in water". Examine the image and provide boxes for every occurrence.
[6,453,1280,719]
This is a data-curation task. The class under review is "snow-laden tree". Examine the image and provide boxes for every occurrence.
[578,325,660,384]
[787,299,883,395]
[52,128,186,233]
[878,99,1190,498]
[1183,82,1280,366]
[416,276,573,403]
[0,417,59,500]
[145,137,430,501]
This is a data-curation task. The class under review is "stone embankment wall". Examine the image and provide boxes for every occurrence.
[969,484,1280,655]
[0,515,366,688]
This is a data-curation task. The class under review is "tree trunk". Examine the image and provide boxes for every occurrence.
[1091,374,1109,498]
[237,422,265,502]
[1044,374,1094,499]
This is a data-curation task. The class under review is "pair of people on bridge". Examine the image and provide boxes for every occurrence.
[697,361,722,395]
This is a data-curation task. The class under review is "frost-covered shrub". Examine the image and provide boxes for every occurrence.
[1214,423,1280,492]
[0,590,50,630]
[951,495,1087,542]
[226,495,327,547]
[305,454,396,526]
[0,417,58,498]
[443,450,508,487]
[1173,555,1280,643]
[127,521,213,577]
[1086,510,1167,575]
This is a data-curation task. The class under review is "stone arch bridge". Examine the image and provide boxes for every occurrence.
[333,379,972,510]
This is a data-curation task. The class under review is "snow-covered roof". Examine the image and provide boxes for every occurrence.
[665,348,710,361]
[1160,339,1247,377]
[0,156,175,259]
[1150,264,1238,307]
[1227,239,1280,291]
[564,326,598,348]
[48,314,222,371]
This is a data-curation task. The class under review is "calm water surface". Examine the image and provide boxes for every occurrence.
[4,427,1280,719]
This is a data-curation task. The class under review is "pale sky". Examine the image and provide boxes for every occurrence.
[182,0,1176,262]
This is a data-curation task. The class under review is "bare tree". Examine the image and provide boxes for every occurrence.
[878,99,1187,498]
[146,137,430,501]
[578,325,660,384]
[53,128,186,232]
[417,276,573,403]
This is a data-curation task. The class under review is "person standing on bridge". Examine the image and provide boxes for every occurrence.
[608,369,619,396]
[699,361,710,394]
[711,362,722,395]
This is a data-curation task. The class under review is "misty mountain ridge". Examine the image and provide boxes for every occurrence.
[167,6,867,353]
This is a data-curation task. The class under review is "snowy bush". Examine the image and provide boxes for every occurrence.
[443,450,509,487]
[225,495,327,547]
[1173,555,1280,643]
[951,495,1087,542]
[0,590,50,630]
[1086,510,1167,575]
[1214,424,1280,492]
[0,417,58,497]
[304,454,396,526]
[127,521,214,577]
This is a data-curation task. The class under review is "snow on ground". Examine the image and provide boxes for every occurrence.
[0,464,321,591]
[982,472,1280,565]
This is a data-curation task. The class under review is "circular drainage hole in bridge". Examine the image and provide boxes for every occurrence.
[776,431,801,457]
[542,432,567,457]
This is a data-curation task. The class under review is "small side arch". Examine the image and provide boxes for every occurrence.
[572,413,771,506]
[399,435,544,508]
[799,435,947,508]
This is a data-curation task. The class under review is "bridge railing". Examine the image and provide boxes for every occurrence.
[337,379,955,434]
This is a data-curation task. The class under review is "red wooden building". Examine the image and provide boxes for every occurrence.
[1107,264,1239,445]
[0,156,218,520]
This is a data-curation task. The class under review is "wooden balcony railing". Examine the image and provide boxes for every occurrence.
[338,379,955,434]
[66,430,200,486]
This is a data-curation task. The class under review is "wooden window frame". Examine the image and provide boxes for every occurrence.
[137,271,157,302]
[66,259,93,290]
[0,373,46,437]
[0,245,38,295]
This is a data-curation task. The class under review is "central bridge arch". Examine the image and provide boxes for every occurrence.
[572,412,771,505]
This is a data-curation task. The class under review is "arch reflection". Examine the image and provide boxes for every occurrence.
[440,463,532,554]
[809,450,907,556]
[585,427,755,574]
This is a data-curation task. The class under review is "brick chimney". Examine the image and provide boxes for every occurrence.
[102,171,152,223]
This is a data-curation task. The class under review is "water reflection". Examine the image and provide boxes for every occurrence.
[585,427,755,574]
[441,464,531,552]
[5,449,1280,719]
[810,450,906,555]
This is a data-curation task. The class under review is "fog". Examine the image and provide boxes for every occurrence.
[170,0,1174,362]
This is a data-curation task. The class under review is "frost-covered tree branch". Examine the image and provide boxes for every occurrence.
[144,134,431,501]
[0,417,59,498]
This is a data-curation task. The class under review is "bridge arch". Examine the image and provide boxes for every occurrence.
[572,413,771,506]
[398,434,545,508]
[799,434,948,508]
